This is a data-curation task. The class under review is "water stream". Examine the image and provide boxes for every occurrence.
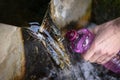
[27,22,71,69]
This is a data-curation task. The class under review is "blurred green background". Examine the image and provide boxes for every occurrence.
[0,0,120,26]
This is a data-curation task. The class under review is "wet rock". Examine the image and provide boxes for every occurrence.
[0,24,25,80]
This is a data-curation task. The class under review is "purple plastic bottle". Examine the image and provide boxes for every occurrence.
[66,28,120,73]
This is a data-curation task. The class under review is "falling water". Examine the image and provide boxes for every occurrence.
[27,22,71,69]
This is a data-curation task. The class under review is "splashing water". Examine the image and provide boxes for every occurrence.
[27,22,71,69]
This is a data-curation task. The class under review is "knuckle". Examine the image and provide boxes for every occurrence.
[101,52,105,55]
[107,53,113,56]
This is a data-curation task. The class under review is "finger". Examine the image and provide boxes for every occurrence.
[82,46,95,61]
[89,50,101,63]
[100,53,115,65]
[96,53,109,64]
[101,51,120,65]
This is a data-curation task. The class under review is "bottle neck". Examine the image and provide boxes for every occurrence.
[66,29,94,53]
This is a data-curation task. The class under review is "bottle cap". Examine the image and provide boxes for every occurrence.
[66,30,77,41]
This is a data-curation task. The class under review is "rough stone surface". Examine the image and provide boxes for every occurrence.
[0,24,25,80]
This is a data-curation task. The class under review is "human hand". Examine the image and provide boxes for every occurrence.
[82,17,120,64]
